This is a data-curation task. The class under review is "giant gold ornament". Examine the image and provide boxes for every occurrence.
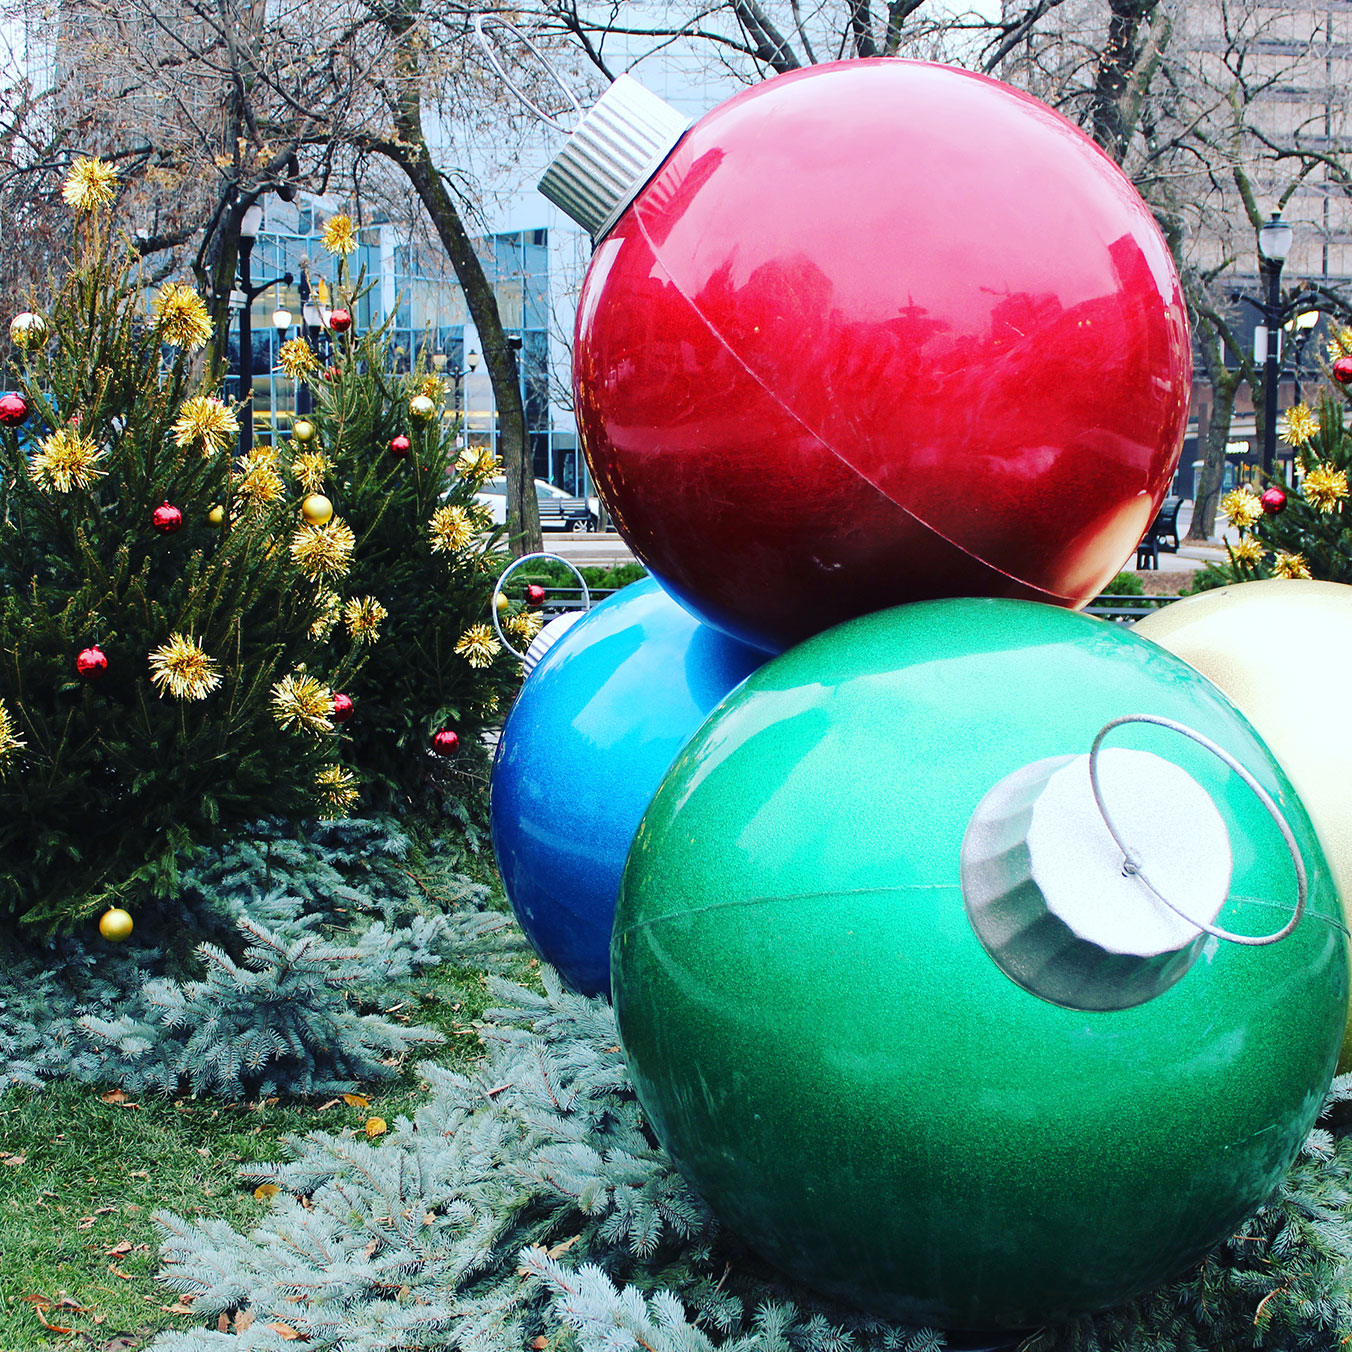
[9,311,50,350]
[301,493,334,526]
[98,907,134,942]
[1134,579,1352,1068]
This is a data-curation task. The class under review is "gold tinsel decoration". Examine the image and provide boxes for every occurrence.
[417,374,445,401]
[309,589,343,640]
[1280,403,1320,446]
[321,214,358,257]
[271,673,335,736]
[1221,487,1264,531]
[1327,327,1352,361]
[343,596,388,645]
[1273,551,1313,580]
[1230,536,1265,566]
[62,156,118,212]
[278,337,321,380]
[30,427,107,493]
[237,462,286,510]
[455,447,501,485]
[0,698,26,769]
[292,450,332,494]
[171,395,239,456]
[148,632,221,701]
[506,609,544,641]
[428,504,476,554]
[1303,463,1349,512]
[153,284,214,350]
[290,518,356,581]
[316,764,359,818]
[455,623,501,669]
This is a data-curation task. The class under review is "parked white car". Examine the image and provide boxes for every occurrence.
[473,477,600,532]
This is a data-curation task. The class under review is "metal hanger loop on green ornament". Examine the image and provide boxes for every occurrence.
[1089,714,1307,946]
[472,16,585,134]
[492,553,592,662]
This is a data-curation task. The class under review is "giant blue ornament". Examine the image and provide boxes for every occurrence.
[491,578,764,994]
[614,598,1348,1329]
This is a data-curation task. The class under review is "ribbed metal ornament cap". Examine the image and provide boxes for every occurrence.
[538,74,691,243]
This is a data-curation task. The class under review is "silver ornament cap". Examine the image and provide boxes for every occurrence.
[538,74,691,243]
[960,748,1233,1011]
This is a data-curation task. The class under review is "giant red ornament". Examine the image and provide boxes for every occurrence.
[328,309,352,334]
[0,392,28,427]
[555,62,1191,652]
[432,728,460,756]
[76,645,108,680]
[152,501,184,534]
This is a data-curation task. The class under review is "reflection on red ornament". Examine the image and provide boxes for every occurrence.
[333,692,354,723]
[389,435,411,458]
[76,645,108,680]
[1334,357,1352,386]
[152,501,184,534]
[432,728,460,756]
[0,392,28,427]
[328,309,352,334]
[525,584,547,606]
[1261,486,1287,515]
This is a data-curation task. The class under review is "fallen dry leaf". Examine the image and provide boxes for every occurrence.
[99,1090,140,1110]
[546,1235,581,1259]
[107,1265,134,1280]
[57,1297,91,1312]
[1,1152,26,1166]
[105,1241,133,1257]
[365,1117,387,1138]
[266,1321,301,1340]
[21,1294,53,1310]
[162,1302,196,1315]
[234,1308,256,1332]
[217,1313,230,1333]
[95,1206,117,1215]
[343,1093,369,1108]
[531,1338,549,1349]
[253,1183,281,1202]
[128,1170,149,1180]
[77,1217,95,1230]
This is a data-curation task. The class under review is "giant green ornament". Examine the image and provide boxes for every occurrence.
[613,599,1348,1329]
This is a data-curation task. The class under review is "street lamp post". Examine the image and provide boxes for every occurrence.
[458,349,480,446]
[1257,212,1294,479]
[235,202,292,456]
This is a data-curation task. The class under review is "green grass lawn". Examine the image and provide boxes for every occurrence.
[0,951,535,1351]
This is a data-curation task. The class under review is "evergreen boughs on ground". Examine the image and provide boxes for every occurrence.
[149,974,1352,1352]
[0,817,521,1098]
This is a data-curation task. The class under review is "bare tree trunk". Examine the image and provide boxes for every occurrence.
[1187,358,1240,543]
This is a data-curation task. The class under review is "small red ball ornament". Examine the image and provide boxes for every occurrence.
[432,728,460,756]
[389,435,411,458]
[76,645,108,680]
[152,501,184,534]
[325,366,341,381]
[1334,357,1352,385]
[525,584,547,607]
[328,309,352,334]
[332,692,354,723]
[0,392,29,426]
[1261,486,1287,515]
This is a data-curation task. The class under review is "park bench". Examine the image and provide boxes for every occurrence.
[537,496,595,532]
[1134,496,1183,570]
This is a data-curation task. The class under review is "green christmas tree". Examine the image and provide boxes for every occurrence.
[0,159,366,932]
[1222,330,1352,580]
[280,219,520,816]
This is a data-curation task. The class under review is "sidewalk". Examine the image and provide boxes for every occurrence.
[1136,499,1229,580]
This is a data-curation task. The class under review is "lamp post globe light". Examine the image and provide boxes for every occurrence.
[1258,211,1294,479]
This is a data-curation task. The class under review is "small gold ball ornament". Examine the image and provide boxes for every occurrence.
[301,493,334,526]
[409,395,436,420]
[207,505,225,526]
[292,419,316,443]
[9,311,50,350]
[99,907,134,942]
[494,592,509,612]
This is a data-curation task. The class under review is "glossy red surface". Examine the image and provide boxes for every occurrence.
[574,60,1191,652]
